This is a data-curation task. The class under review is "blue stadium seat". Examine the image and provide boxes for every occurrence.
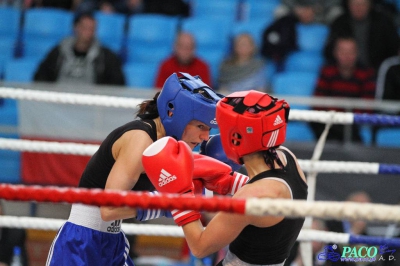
[196,48,226,87]
[241,0,280,21]
[0,98,18,126]
[360,125,373,146]
[4,58,40,83]
[23,8,73,42]
[181,18,231,59]
[376,128,400,147]
[127,44,171,65]
[0,133,21,184]
[286,121,315,142]
[296,23,329,52]
[285,51,325,73]
[127,15,179,63]
[127,14,178,48]
[95,12,126,54]
[266,60,277,86]
[230,18,274,49]
[123,62,159,88]
[190,0,240,23]
[0,7,21,39]
[0,37,16,58]
[272,71,318,97]
[22,38,58,62]
[0,38,16,78]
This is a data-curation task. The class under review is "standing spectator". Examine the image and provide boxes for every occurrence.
[75,0,189,17]
[311,36,376,142]
[323,0,399,72]
[0,200,29,266]
[155,32,211,89]
[27,0,81,11]
[260,0,317,71]
[277,0,344,24]
[75,0,143,16]
[218,33,268,92]
[34,12,126,86]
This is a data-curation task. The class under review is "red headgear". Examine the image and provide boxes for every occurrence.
[216,90,290,164]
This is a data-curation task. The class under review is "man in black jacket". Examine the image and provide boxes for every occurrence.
[323,0,399,72]
[34,12,125,86]
[260,0,317,71]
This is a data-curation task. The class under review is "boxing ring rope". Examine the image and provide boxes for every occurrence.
[1,215,400,247]
[1,184,400,223]
[1,137,400,175]
[1,87,400,126]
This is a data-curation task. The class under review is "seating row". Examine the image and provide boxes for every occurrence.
[0,6,329,77]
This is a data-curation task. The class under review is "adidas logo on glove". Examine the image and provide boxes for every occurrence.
[158,169,177,187]
[273,115,283,126]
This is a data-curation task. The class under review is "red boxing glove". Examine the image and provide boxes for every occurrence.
[193,154,249,195]
[193,179,205,195]
[142,137,201,226]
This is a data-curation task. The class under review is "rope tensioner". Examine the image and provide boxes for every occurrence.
[1,184,400,223]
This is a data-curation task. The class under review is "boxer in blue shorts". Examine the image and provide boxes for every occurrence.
[46,72,222,265]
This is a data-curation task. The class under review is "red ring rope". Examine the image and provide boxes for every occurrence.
[0,184,246,214]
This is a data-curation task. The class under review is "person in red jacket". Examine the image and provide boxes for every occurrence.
[312,35,376,142]
[155,32,212,88]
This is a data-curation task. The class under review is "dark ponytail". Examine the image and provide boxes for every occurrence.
[136,91,160,120]
[263,148,284,170]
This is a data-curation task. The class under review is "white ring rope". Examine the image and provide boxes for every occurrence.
[0,87,143,108]
[0,216,350,243]
[245,198,400,222]
[0,87,354,124]
[0,138,381,174]
[0,137,99,155]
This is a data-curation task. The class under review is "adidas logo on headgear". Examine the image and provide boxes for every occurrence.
[158,169,177,187]
[273,115,283,126]
[210,118,217,125]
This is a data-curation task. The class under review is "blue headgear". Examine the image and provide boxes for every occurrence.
[200,134,243,172]
[157,72,221,140]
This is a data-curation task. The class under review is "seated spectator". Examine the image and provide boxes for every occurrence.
[325,191,372,235]
[260,0,317,71]
[0,200,29,266]
[311,36,376,142]
[323,0,399,72]
[75,0,189,16]
[154,32,211,89]
[218,33,268,92]
[277,0,343,24]
[34,12,125,86]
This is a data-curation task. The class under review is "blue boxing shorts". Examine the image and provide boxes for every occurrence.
[46,204,135,266]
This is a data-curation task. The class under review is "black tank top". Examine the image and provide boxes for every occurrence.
[229,149,308,265]
[78,120,157,192]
